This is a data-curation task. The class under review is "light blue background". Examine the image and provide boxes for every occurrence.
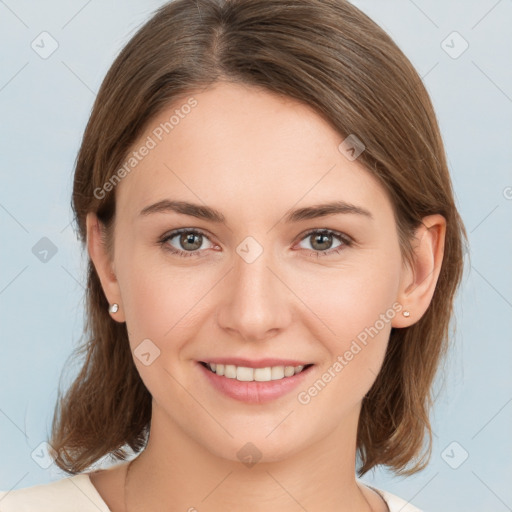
[1,1,511,511]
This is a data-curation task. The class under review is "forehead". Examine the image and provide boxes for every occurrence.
[115,81,392,223]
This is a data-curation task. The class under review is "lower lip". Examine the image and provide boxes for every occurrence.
[197,362,314,404]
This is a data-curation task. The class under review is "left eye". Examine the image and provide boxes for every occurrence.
[295,229,351,256]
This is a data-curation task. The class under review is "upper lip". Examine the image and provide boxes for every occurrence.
[199,358,313,368]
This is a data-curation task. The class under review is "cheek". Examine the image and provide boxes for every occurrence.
[294,272,399,414]
[115,254,213,401]
[300,258,400,342]
[116,248,216,348]
[293,251,401,397]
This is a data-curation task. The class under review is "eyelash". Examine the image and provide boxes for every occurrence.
[158,228,353,259]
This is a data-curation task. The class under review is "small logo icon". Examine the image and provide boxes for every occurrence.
[236,236,264,264]
[31,31,59,59]
[441,31,469,59]
[31,441,56,469]
[134,338,161,366]
[338,134,365,161]
[32,237,58,263]
[441,441,469,469]
[236,442,262,468]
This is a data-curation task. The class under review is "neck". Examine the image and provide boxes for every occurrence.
[123,405,378,512]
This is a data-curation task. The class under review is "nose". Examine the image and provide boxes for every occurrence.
[215,241,293,342]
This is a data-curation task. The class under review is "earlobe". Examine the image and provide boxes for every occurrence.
[86,212,126,322]
[392,214,446,328]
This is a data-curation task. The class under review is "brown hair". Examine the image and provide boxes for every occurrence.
[49,0,467,476]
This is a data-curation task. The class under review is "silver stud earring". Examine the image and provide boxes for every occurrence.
[108,303,119,313]
[402,310,410,317]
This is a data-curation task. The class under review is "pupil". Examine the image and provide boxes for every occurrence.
[181,232,201,250]
[313,233,331,250]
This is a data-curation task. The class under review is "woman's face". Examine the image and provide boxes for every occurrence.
[99,81,410,462]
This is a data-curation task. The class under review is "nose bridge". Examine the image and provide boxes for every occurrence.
[216,234,290,340]
[236,237,274,297]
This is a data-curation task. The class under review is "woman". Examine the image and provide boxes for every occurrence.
[0,0,466,510]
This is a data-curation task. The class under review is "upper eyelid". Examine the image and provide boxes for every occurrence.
[297,228,352,244]
[162,227,215,241]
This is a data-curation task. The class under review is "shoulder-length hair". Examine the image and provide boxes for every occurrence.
[49,0,467,476]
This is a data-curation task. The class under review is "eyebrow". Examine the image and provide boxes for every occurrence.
[139,199,373,223]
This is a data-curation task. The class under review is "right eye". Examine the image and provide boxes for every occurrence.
[159,228,215,257]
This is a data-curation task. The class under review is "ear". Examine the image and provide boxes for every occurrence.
[86,212,126,323]
[392,214,446,328]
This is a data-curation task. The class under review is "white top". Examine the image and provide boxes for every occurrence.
[0,473,422,512]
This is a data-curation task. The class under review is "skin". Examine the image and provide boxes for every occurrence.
[86,81,445,512]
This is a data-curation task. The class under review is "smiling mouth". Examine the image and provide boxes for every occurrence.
[199,361,314,382]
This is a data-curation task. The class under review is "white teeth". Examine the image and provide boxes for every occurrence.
[205,363,309,382]
[254,367,271,381]
[224,365,237,379]
[237,366,254,381]
[284,366,295,377]
[271,366,284,380]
